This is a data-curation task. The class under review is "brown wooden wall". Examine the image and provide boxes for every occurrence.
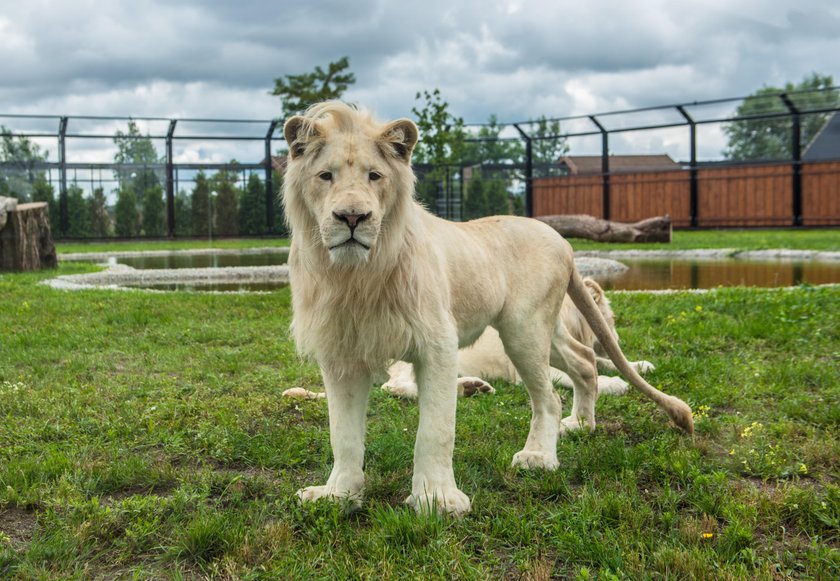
[532,161,840,227]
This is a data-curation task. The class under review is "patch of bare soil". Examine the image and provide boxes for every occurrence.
[0,507,37,548]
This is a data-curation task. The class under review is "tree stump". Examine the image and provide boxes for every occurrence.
[535,214,671,243]
[0,198,58,272]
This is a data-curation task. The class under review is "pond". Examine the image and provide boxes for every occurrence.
[596,258,840,291]
[57,248,840,293]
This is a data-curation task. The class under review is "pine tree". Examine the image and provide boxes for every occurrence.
[142,184,166,237]
[211,168,240,237]
[31,175,59,233]
[115,185,140,238]
[239,173,266,235]
[88,187,111,237]
[66,185,91,238]
[191,172,210,237]
[464,175,488,220]
[174,190,192,236]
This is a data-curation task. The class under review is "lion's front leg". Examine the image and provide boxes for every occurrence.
[297,365,372,511]
[406,341,471,517]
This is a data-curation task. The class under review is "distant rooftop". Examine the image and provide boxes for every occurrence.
[803,112,840,161]
[557,154,680,175]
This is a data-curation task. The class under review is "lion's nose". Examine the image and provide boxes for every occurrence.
[333,211,371,229]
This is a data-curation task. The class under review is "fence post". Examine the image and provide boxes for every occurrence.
[589,116,610,220]
[513,124,533,217]
[781,94,802,226]
[265,120,278,234]
[165,120,177,238]
[676,106,699,227]
[58,116,68,237]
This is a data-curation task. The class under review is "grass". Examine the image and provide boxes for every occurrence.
[54,228,839,255]
[1,235,838,577]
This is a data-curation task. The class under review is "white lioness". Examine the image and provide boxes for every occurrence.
[382,278,654,399]
[282,102,693,516]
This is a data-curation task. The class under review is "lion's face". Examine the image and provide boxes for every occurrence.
[283,103,419,267]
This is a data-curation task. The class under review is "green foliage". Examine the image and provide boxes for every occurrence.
[65,185,90,238]
[88,187,111,238]
[412,89,466,214]
[211,167,240,237]
[174,190,192,236]
[113,121,162,204]
[531,115,569,175]
[114,185,140,238]
[723,73,839,161]
[272,56,356,119]
[0,126,49,202]
[239,173,266,236]
[30,175,59,233]
[191,172,210,237]
[142,184,166,237]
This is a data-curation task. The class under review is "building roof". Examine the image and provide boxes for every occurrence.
[803,112,840,161]
[558,154,681,175]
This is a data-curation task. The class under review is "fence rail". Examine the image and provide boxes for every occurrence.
[1,86,839,238]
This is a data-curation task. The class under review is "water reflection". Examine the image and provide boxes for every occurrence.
[596,259,840,291]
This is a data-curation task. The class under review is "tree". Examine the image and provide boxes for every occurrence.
[113,120,161,205]
[88,187,111,237]
[211,167,240,237]
[530,116,569,176]
[142,184,165,237]
[0,126,49,202]
[65,184,90,238]
[31,175,59,233]
[239,173,266,235]
[412,89,467,214]
[272,56,356,119]
[463,175,488,220]
[191,172,210,237]
[115,185,140,238]
[723,73,839,161]
[174,190,192,236]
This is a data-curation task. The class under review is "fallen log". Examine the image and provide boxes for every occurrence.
[536,214,671,243]
[0,198,58,272]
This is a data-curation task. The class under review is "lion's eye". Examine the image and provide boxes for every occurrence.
[369,171,382,182]
[318,171,333,182]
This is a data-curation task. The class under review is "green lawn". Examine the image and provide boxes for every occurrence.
[1,240,838,577]
[55,228,839,255]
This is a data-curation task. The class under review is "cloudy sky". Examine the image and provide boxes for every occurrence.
[1,0,838,163]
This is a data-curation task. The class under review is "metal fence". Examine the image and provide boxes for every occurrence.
[1,86,839,239]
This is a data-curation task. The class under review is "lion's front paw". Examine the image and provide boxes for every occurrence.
[632,360,656,374]
[511,450,559,471]
[457,376,496,397]
[297,485,364,511]
[381,380,419,399]
[406,487,471,517]
[560,414,596,434]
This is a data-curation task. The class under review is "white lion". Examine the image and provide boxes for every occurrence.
[282,102,693,516]
[382,278,654,399]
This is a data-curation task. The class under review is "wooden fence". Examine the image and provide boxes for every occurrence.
[533,160,840,227]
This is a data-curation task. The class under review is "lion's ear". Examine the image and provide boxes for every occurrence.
[284,116,320,160]
[379,119,419,163]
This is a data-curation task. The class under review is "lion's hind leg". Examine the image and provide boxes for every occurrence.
[550,331,599,434]
[498,324,562,471]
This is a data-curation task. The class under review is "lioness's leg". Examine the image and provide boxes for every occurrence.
[550,333,599,433]
[498,324,562,471]
[297,365,372,510]
[406,339,471,517]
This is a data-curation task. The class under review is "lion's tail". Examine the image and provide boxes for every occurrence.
[567,269,694,435]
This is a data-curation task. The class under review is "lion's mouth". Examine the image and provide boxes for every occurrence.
[329,237,370,251]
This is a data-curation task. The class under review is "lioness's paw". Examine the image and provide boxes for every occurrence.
[297,485,363,511]
[560,415,596,433]
[381,380,419,399]
[632,360,656,374]
[597,376,629,395]
[458,377,496,397]
[406,488,471,517]
[511,450,559,471]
